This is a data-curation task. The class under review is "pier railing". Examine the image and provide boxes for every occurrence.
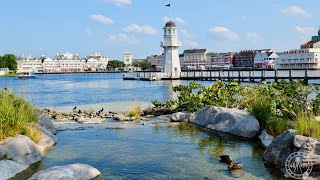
[179,69,320,83]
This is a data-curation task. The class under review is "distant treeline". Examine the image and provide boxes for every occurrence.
[0,54,17,71]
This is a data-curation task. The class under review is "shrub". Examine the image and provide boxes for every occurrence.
[294,111,320,138]
[0,89,41,141]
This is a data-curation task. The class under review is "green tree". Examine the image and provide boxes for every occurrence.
[0,54,17,71]
[133,61,151,70]
[107,60,125,70]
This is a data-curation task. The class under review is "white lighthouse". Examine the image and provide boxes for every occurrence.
[161,21,181,78]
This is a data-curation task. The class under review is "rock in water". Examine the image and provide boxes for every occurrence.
[170,112,195,122]
[0,160,29,180]
[192,106,260,138]
[28,163,101,180]
[39,114,57,135]
[0,135,42,165]
[263,130,320,178]
[263,130,296,170]
[259,130,274,148]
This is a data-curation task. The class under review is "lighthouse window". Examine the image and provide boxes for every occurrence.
[168,29,171,34]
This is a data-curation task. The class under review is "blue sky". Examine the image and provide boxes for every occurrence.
[0,0,319,59]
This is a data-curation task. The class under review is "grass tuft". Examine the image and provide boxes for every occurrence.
[128,101,142,121]
[0,89,40,141]
[294,111,320,138]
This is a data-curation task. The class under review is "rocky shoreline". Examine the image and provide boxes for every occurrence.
[1,105,320,179]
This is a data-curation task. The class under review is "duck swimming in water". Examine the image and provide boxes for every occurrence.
[228,163,243,170]
[219,155,233,165]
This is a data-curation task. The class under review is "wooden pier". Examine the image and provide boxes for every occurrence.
[35,70,126,75]
[129,69,320,83]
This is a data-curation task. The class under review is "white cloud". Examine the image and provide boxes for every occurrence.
[281,6,311,18]
[163,16,185,24]
[90,14,114,25]
[295,26,315,42]
[107,33,138,44]
[123,24,157,35]
[180,29,192,38]
[295,26,315,34]
[209,27,239,41]
[246,32,263,43]
[183,40,199,49]
[105,0,132,7]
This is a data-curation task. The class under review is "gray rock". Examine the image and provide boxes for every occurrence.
[0,135,42,165]
[28,163,101,180]
[263,130,320,178]
[192,106,260,138]
[36,125,58,153]
[0,160,28,180]
[170,112,195,122]
[39,115,56,135]
[259,130,274,148]
[76,117,105,124]
[113,115,134,121]
[263,130,297,170]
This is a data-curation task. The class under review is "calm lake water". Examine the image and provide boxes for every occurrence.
[0,74,283,179]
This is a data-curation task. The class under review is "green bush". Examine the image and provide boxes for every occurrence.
[294,111,320,138]
[0,89,40,141]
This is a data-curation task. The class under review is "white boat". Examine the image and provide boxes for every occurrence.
[18,72,36,79]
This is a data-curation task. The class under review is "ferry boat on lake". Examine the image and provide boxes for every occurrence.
[18,72,36,79]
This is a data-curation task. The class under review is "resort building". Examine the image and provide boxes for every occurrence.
[277,28,320,69]
[234,50,256,68]
[254,51,279,69]
[84,52,109,71]
[148,54,163,71]
[124,52,133,66]
[56,52,82,72]
[210,52,235,69]
[17,55,43,73]
[43,58,59,72]
[181,49,208,70]
[17,52,109,72]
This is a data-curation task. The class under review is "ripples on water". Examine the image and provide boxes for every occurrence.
[13,120,283,180]
[0,74,284,179]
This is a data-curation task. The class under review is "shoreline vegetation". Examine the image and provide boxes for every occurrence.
[151,80,320,138]
[0,88,41,142]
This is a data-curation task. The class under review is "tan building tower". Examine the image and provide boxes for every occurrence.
[161,21,181,78]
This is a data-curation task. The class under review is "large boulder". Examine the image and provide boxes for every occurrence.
[191,106,260,138]
[28,163,101,180]
[39,115,57,135]
[263,130,297,170]
[0,135,42,165]
[36,125,58,153]
[259,130,274,148]
[170,112,195,122]
[264,130,320,178]
[0,160,29,180]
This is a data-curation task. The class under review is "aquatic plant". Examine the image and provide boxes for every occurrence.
[0,89,41,141]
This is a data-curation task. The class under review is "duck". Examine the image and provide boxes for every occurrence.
[228,163,243,170]
[219,155,233,165]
